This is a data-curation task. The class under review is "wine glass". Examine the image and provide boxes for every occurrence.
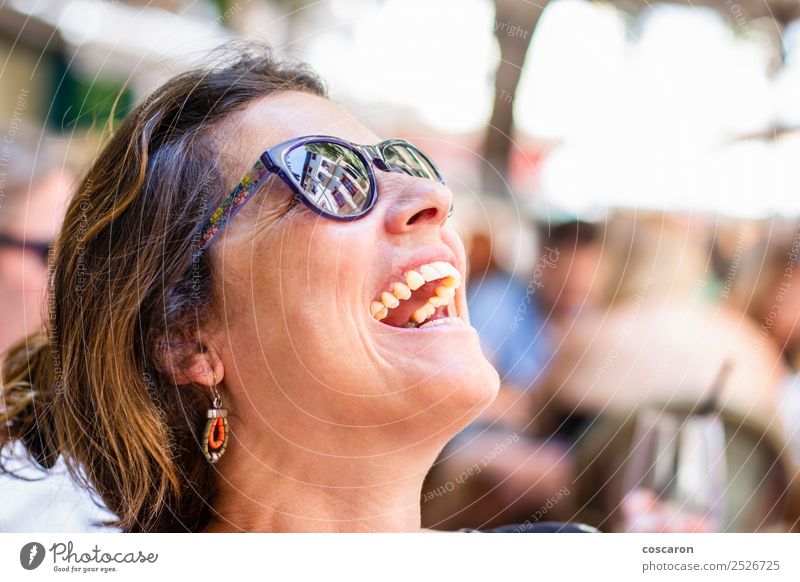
[619,407,727,532]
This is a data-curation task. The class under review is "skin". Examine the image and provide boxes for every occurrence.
[537,242,601,320]
[0,170,72,354]
[179,92,500,532]
[765,267,800,365]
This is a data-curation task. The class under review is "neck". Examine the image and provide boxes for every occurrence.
[204,432,440,533]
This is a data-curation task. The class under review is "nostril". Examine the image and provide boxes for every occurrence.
[406,207,438,226]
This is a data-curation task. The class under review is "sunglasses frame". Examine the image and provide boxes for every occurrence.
[0,232,51,264]
[196,135,445,254]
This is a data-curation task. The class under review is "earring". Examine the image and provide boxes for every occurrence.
[202,375,229,464]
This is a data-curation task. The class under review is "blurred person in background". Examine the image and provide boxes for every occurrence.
[0,126,113,531]
[422,215,604,530]
[538,213,724,442]
[731,224,800,468]
[0,129,68,353]
[541,213,797,532]
[469,217,604,420]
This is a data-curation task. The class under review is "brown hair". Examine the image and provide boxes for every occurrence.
[0,43,325,532]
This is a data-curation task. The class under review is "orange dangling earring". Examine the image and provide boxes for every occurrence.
[202,375,229,464]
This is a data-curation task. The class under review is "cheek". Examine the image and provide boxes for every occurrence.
[254,222,374,372]
[279,221,364,313]
[443,223,467,263]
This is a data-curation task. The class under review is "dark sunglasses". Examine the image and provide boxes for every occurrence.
[196,135,447,253]
[0,233,51,264]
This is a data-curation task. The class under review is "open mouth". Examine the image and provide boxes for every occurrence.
[369,261,462,329]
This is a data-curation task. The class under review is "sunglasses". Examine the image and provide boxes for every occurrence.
[0,233,51,265]
[197,135,447,253]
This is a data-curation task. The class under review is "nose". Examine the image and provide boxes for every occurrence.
[380,174,453,235]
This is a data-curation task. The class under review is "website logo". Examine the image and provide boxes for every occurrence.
[20,542,46,570]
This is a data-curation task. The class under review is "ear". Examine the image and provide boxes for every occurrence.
[174,348,225,387]
[159,336,225,387]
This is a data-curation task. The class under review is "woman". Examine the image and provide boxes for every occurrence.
[0,44,501,532]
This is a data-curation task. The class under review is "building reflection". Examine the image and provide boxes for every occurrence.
[295,145,369,214]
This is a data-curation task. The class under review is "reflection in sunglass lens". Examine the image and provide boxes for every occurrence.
[283,142,371,217]
[381,143,441,182]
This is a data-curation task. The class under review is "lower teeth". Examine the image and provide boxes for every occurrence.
[419,317,457,329]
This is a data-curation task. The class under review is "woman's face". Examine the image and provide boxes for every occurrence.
[210,92,499,457]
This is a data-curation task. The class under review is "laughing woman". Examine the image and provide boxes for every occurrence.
[0,45,502,532]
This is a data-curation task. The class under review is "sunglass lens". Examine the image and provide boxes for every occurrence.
[381,143,442,182]
[283,141,372,217]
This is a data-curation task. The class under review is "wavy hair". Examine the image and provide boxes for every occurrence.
[0,43,325,532]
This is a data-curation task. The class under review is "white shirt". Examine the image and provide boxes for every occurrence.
[0,442,117,532]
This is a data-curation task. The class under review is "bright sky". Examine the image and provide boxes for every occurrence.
[309,0,497,133]
[307,0,800,217]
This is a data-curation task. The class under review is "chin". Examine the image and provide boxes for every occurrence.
[394,330,500,437]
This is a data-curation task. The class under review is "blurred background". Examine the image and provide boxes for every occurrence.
[2,0,800,533]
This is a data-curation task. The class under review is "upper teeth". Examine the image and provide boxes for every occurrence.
[419,264,440,281]
[381,291,399,309]
[370,261,462,325]
[406,270,425,290]
[391,282,411,300]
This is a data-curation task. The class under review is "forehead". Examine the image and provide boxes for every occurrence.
[218,91,379,168]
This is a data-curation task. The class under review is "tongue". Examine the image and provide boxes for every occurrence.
[380,280,441,327]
